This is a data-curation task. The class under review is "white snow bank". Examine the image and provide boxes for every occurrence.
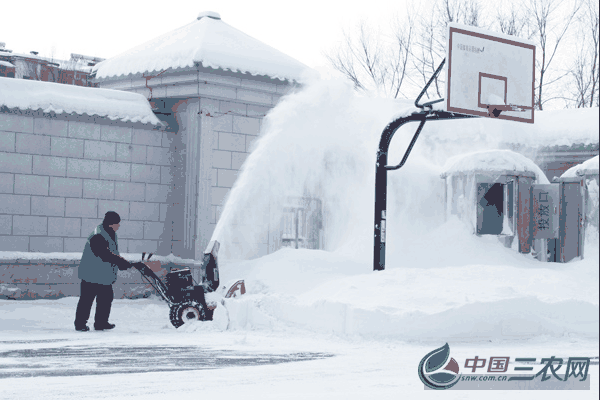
[217,236,599,340]
[93,13,310,81]
[0,77,161,125]
[561,155,599,178]
[443,149,550,184]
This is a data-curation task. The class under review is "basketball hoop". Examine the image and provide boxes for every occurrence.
[446,23,535,124]
[485,104,533,118]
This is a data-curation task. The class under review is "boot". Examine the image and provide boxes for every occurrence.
[94,323,116,331]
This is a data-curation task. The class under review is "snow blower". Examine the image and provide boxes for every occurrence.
[135,240,245,328]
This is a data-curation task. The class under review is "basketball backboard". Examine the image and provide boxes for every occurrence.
[446,23,535,123]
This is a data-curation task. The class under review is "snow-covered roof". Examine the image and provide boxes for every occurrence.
[56,60,94,73]
[443,149,550,183]
[93,11,310,81]
[0,77,162,125]
[421,107,599,148]
[529,108,599,146]
[4,51,60,66]
[561,155,599,178]
[0,61,15,68]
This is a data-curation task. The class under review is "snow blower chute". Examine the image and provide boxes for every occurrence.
[134,240,245,328]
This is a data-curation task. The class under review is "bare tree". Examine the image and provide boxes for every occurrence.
[325,16,414,98]
[410,4,445,98]
[409,0,485,99]
[325,0,487,99]
[569,0,599,107]
[325,0,590,109]
[495,2,535,38]
[526,0,582,110]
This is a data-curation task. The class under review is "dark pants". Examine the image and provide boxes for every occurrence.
[74,280,114,327]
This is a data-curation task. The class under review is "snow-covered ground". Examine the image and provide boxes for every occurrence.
[1,232,598,398]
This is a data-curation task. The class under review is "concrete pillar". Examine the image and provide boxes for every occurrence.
[194,111,214,260]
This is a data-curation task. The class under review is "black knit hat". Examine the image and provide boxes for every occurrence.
[103,211,121,226]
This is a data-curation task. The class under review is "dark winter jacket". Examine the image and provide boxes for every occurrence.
[79,224,131,285]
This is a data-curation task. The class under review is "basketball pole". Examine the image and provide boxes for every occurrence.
[373,60,477,271]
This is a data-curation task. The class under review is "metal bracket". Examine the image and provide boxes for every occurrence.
[415,58,446,109]
[373,109,477,271]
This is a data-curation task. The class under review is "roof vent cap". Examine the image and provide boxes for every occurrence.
[197,11,221,20]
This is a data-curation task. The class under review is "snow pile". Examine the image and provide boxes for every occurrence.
[0,78,162,125]
[93,12,310,81]
[217,241,599,340]
[561,155,599,178]
[442,149,550,184]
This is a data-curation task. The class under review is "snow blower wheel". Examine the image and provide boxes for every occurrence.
[169,301,206,328]
[135,241,233,329]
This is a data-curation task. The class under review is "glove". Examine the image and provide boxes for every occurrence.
[132,262,147,271]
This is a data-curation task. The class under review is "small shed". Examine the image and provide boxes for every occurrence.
[557,155,599,262]
[441,149,549,253]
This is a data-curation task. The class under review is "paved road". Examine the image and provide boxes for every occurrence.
[0,339,333,378]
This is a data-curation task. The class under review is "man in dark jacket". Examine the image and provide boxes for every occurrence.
[74,211,144,332]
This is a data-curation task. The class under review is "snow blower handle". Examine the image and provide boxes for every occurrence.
[132,262,147,271]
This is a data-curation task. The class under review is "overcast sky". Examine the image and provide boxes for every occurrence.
[1,0,411,74]
[2,0,586,110]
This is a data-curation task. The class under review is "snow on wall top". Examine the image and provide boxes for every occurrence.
[0,251,201,265]
[93,12,310,81]
[443,149,550,184]
[421,107,599,148]
[0,77,162,125]
[529,108,599,146]
[561,155,599,178]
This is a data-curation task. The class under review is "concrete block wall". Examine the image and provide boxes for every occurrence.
[98,67,296,258]
[0,110,169,255]
[102,67,293,109]
[201,97,273,257]
[0,258,198,299]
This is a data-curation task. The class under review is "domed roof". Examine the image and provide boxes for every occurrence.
[93,11,310,82]
[561,155,599,179]
[443,149,549,183]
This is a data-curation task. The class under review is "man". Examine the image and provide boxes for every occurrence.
[74,211,145,332]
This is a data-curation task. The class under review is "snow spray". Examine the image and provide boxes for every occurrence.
[209,76,527,266]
